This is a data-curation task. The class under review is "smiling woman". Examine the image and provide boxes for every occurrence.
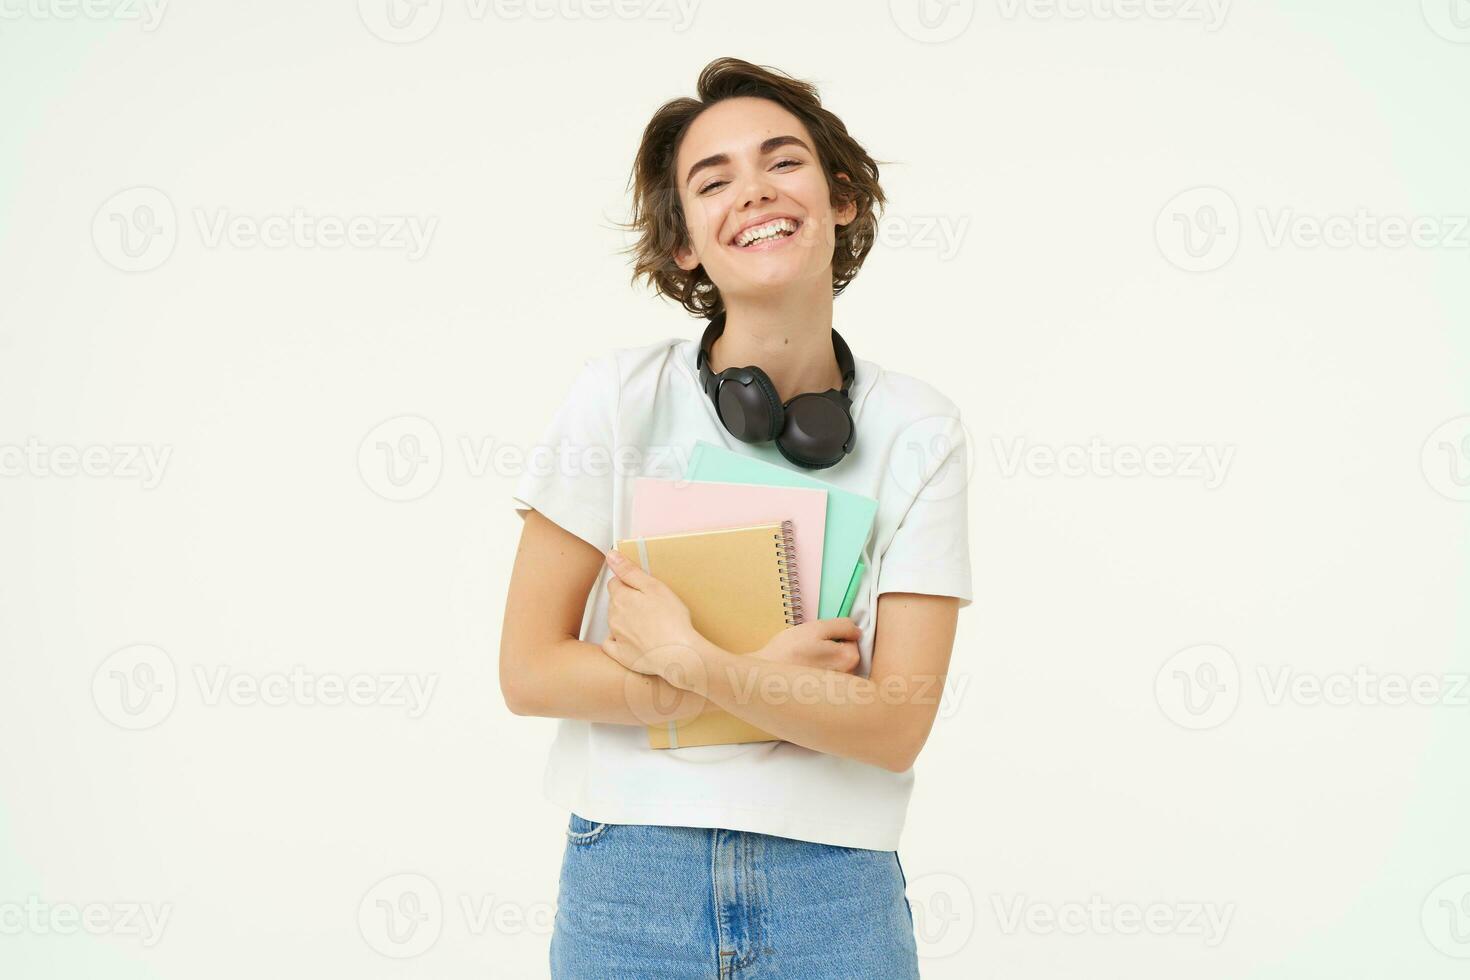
[499,56,971,980]
[619,60,887,319]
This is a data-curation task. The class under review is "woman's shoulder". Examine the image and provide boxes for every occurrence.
[578,335,690,387]
[859,357,963,424]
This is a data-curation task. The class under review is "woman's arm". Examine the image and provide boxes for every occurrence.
[678,592,959,772]
[498,509,712,725]
[599,554,960,772]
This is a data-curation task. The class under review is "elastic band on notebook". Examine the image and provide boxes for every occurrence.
[634,538,678,747]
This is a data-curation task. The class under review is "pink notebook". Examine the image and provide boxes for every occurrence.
[629,477,827,603]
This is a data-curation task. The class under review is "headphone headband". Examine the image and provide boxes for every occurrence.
[694,308,859,469]
[697,309,855,402]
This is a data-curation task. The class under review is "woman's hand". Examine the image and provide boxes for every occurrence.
[754,618,862,673]
[600,549,697,676]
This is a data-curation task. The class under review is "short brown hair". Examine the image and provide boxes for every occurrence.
[618,57,888,319]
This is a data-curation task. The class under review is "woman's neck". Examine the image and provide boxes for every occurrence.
[708,294,844,403]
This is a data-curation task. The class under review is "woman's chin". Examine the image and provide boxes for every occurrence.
[721,262,821,292]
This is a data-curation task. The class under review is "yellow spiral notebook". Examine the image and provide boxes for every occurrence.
[614,520,805,749]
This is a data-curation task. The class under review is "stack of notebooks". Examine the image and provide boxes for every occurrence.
[614,440,879,750]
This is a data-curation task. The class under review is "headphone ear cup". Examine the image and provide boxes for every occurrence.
[746,367,786,440]
[773,391,854,470]
[773,433,839,470]
[714,368,785,442]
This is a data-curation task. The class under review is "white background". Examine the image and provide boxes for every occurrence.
[2,1,1468,977]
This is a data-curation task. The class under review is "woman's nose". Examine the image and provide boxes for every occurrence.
[736,171,777,209]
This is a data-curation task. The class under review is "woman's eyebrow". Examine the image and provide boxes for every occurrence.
[684,135,813,187]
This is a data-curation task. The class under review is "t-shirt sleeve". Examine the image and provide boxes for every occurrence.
[875,413,973,609]
[509,352,620,552]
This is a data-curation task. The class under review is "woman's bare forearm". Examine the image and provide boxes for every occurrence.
[501,636,712,726]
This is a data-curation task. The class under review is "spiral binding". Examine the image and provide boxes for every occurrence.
[775,519,804,626]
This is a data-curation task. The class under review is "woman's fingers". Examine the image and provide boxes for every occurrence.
[832,641,860,672]
[816,617,860,642]
[604,549,659,592]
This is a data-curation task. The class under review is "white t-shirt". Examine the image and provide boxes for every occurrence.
[510,333,972,851]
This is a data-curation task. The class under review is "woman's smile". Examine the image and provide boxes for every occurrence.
[729,217,803,254]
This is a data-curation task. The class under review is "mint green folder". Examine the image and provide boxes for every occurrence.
[838,560,866,618]
[686,441,878,619]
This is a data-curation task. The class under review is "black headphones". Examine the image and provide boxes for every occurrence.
[696,308,857,470]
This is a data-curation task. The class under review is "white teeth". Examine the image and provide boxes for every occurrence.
[735,218,797,247]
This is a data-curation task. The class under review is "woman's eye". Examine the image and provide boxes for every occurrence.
[699,159,803,194]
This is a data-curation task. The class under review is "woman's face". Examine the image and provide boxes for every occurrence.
[672,96,856,302]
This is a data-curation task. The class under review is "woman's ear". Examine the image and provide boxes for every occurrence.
[833,172,858,228]
[672,242,700,272]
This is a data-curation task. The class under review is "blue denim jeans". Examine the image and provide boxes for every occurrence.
[550,813,921,979]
